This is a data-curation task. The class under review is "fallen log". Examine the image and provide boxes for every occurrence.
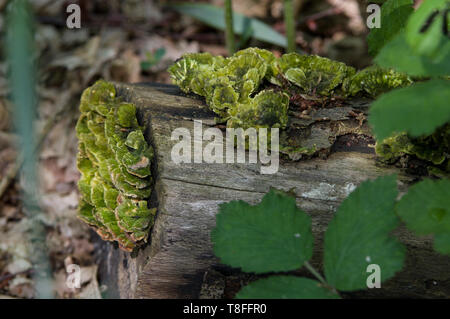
[94,82,450,299]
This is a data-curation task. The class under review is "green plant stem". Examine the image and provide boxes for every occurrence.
[6,0,53,299]
[284,0,296,53]
[304,261,327,285]
[304,262,340,296]
[225,0,235,55]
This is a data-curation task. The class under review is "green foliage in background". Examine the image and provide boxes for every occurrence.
[370,79,450,141]
[5,0,53,298]
[372,0,450,76]
[283,0,296,53]
[169,3,287,49]
[141,48,166,71]
[367,0,414,56]
[224,0,236,55]
[368,0,450,174]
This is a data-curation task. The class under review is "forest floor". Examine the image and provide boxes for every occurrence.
[0,0,371,298]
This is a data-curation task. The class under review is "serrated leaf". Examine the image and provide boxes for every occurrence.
[396,179,450,255]
[169,3,287,48]
[367,0,414,56]
[236,276,340,299]
[369,79,450,141]
[211,189,313,274]
[405,0,449,60]
[374,32,450,77]
[324,175,405,291]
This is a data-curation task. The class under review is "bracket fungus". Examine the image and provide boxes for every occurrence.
[168,48,418,161]
[376,124,450,176]
[76,80,155,252]
[278,52,356,96]
[169,48,290,124]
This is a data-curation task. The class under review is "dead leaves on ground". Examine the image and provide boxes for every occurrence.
[0,0,204,298]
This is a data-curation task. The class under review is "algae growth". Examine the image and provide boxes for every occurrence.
[76,80,156,251]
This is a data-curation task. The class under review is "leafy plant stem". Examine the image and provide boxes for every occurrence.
[5,0,53,298]
[304,261,327,285]
[284,0,296,52]
[225,0,235,55]
[304,261,340,295]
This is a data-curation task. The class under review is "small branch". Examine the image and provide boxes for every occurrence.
[225,0,235,55]
[284,0,296,53]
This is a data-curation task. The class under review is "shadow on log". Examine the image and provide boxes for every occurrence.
[94,82,450,299]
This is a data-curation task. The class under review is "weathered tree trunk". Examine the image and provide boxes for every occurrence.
[94,82,450,299]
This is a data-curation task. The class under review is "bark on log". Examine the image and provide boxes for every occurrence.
[94,82,450,299]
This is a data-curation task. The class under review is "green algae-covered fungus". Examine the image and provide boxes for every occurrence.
[342,65,413,97]
[167,48,447,171]
[76,80,155,252]
[376,124,450,175]
[168,48,411,130]
[228,90,290,129]
[278,53,356,95]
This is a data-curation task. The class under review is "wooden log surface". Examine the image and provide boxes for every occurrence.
[94,82,450,299]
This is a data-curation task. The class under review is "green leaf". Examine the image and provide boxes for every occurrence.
[169,3,287,48]
[367,0,414,56]
[141,48,166,70]
[434,233,450,255]
[396,179,450,255]
[405,0,449,60]
[324,175,405,291]
[236,276,340,299]
[374,32,450,77]
[369,79,450,141]
[153,47,166,61]
[211,189,314,274]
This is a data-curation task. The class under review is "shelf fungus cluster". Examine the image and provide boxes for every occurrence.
[168,49,411,127]
[168,48,412,160]
[76,80,155,252]
[168,49,291,129]
[376,124,450,176]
